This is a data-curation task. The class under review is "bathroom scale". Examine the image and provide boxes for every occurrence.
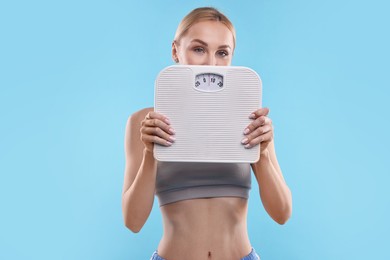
[154,65,262,163]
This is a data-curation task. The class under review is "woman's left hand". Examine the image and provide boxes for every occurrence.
[241,107,274,154]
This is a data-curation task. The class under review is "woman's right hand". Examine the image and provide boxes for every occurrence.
[140,111,176,153]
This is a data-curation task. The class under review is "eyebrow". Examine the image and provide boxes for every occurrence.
[190,39,232,50]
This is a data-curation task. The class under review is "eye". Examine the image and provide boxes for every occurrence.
[217,50,229,57]
[193,47,205,53]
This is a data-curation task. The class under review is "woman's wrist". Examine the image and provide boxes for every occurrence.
[260,147,270,158]
[144,147,154,155]
[143,147,155,160]
[141,148,158,173]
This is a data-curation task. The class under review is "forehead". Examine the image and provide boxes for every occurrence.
[181,20,234,47]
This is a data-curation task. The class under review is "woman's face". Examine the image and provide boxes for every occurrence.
[173,20,234,66]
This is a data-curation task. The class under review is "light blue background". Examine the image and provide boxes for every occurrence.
[1,0,389,259]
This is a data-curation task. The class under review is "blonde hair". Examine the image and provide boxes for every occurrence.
[174,7,236,50]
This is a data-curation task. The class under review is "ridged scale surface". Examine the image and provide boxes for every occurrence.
[154,66,262,163]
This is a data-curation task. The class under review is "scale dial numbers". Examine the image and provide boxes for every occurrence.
[194,73,224,91]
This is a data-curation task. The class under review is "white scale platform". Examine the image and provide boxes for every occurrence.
[154,65,262,163]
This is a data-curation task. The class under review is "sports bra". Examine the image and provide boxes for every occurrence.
[155,161,252,206]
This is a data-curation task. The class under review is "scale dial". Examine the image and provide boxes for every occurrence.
[194,73,224,91]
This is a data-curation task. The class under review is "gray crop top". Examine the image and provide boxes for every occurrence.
[155,161,251,206]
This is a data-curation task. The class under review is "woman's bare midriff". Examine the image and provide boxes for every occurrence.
[157,197,252,260]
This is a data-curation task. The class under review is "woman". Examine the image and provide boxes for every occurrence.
[122,7,292,260]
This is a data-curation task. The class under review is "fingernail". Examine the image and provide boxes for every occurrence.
[165,118,170,124]
[169,136,176,142]
[166,141,173,146]
[243,128,250,134]
[244,144,251,149]
[249,113,255,119]
[241,138,248,144]
[169,128,176,134]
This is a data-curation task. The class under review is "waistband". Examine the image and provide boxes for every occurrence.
[150,247,260,260]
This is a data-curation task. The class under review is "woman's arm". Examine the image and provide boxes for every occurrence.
[122,108,174,233]
[242,107,292,224]
[122,109,157,233]
[251,139,292,224]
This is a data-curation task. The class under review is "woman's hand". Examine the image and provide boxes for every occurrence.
[140,112,176,153]
[241,107,274,154]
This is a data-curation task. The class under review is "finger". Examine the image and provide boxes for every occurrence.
[146,111,170,125]
[141,133,173,147]
[243,116,272,134]
[142,126,176,143]
[244,130,273,149]
[251,123,273,139]
[249,107,270,119]
[241,123,272,145]
[143,117,175,135]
